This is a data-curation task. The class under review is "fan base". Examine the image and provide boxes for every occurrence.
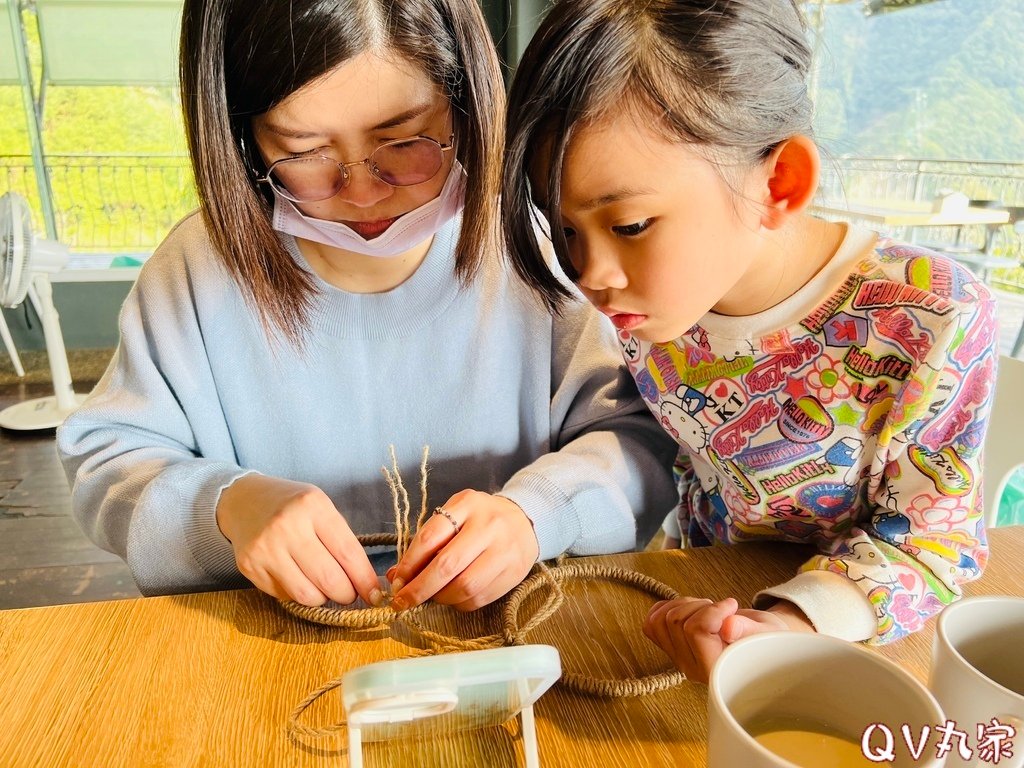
[0,393,88,431]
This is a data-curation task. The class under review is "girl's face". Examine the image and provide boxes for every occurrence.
[542,110,771,344]
[252,49,453,240]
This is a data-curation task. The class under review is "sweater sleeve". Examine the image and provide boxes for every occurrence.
[756,281,997,643]
[57,222,253,595]
[498,295,679,560]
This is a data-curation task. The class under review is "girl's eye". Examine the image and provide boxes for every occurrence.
[613,219,652,237]
[562,226,576,239]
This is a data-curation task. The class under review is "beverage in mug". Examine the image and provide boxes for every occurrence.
[748,714,870,767]
[953,633,1024,697]
[709,632,945,768]
[930,596,1024,768]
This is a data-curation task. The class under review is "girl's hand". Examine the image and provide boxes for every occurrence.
[216,474,382,607]
[642,596,815,684]
[386,490,540,612]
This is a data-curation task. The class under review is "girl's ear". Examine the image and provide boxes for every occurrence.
[760,135,820,230]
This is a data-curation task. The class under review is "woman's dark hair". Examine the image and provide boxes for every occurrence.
[180,0,504,345]
[503,0,814,312]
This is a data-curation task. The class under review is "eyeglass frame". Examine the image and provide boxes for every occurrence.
[255,131,456,203]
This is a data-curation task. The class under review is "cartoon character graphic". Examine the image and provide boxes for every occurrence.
[689,326,711,352]
[660,385,709,450]
[718,339,756,362]
[825,436,866,485]
[873,510,912,542]
[693,457,721,495]
[833,540,894,586]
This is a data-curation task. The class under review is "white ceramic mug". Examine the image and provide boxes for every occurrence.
[709,632,946,768]
[930,596,1024,768]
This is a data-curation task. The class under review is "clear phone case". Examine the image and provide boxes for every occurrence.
[341,644,561,768]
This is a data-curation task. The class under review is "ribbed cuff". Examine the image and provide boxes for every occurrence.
[498,472,580,561]
[754,570,877,642]
[184,465,260,583]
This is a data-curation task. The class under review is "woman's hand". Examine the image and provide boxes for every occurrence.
[386,490,540,612]
[216,474,382,607]
[642,596,815,684]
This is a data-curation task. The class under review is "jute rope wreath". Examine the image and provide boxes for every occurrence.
[282,447,686,738]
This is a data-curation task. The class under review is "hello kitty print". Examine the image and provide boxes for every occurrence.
[620,240,997,644]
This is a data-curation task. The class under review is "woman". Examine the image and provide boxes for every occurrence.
[57,0,677,612]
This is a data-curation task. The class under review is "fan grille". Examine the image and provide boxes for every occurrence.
[0,192,35,308]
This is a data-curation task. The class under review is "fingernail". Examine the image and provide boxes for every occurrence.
[390,577,405,593]
[391,596,408,612]
[369,588,384,607]
[385,567,397,582]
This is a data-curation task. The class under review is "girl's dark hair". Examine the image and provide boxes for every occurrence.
[503,0,814,312]
[180,0,504,345]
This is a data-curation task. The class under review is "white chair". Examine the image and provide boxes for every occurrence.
[983,355,1024,527]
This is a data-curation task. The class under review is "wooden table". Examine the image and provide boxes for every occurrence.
[2,526,1022,767]
[811,199,1011,228]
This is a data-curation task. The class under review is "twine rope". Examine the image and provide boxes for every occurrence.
[283,447,686,739]
[501,561,686,698]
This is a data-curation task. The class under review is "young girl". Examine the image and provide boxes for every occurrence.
[503,0,997,683]
[57,0,677,612]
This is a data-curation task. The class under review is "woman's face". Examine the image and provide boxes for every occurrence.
[252,49,454,240]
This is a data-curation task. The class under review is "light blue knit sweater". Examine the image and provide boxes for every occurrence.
[57,212,678,595]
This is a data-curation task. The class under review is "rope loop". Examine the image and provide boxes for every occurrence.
[287,677,347,739]
[502,561,685,697]
[281,447,689,741]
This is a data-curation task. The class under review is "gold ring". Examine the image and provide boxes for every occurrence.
[433,506,460,533]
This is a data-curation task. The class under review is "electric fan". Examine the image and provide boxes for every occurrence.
[0,191,87,430]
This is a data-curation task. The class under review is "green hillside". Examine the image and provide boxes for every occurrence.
[6,0,1022,163]
[813,0,1024,160]
[1,9,190,247]
[2,0,1022,250]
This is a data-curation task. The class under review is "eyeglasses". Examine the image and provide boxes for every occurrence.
[257,134,455,203]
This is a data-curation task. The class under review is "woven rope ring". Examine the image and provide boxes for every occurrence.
[278,446,687,739]
[501,561,686,697]
[280,536,686,698]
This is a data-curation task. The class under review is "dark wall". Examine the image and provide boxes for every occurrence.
[480,0,512,69]
[486,0,546,71]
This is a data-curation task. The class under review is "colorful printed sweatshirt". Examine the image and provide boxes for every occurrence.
[624,225,996,644]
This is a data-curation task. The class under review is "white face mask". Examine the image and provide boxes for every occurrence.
[271,161,467,258]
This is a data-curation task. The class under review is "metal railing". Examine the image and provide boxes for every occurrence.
[1,152,1022,273]
[818,156,1024,209]
[817,156,1024,290]
[0,154,197,252]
